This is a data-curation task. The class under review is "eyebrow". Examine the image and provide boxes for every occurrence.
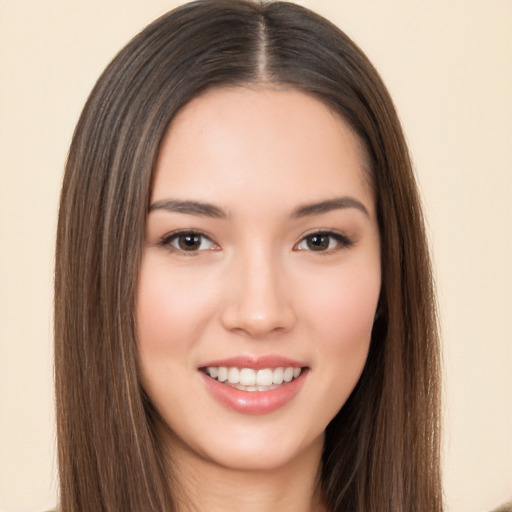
[149,199,227,218]
[291,197,370,218]
[148,196,370,219]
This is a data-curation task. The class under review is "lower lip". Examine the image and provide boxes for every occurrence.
[200,370,308,415]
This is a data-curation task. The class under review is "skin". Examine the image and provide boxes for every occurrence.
[137,86,381,512]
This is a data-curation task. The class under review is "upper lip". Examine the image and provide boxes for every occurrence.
[199,354,308,370]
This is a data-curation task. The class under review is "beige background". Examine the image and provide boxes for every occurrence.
[1,1,511,511]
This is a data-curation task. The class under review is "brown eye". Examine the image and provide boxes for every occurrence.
[160,231,217,253]
[178,233,202,251]
[295,231,354,252]
[305,234,330,251]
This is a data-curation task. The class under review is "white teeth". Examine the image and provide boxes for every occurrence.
[231,383,280,392]
[206,366,218,379]
[283,367,294,382]
[256,368,273,386]
[239,368,257,386]
[217,367,228,382]
[228,367,240,384]
[272,367,284,385]
[204,366,303,388]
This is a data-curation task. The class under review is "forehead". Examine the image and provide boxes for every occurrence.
[152,86,374,214]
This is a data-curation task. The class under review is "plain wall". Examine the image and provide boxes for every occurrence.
[0,1,511,511]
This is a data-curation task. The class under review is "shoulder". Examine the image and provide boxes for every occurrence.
[491,502,512,512]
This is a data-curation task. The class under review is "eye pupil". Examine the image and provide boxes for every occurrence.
[307,234,329,251]
[179,234,201,250]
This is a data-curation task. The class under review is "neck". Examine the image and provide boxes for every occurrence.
[164,432,327,512]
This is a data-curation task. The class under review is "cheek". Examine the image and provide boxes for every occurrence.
[298,262,380,406]
[136,255,218,354]
[136,255,223,417]
[302,264,380,346]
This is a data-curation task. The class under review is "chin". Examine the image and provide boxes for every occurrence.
[206,432,324,473]
[158,411,325,474]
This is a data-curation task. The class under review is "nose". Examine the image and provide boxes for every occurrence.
[220,249,296,339]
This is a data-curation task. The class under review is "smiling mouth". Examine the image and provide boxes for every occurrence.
[201,366,304,392]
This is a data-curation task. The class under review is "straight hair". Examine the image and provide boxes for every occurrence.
[55,1,442,510]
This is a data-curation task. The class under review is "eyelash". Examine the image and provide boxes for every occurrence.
[157,229,354,255]
[295,230,354,254]
[157,230,219,255]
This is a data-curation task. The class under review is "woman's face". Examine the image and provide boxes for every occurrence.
[137,87,381,472]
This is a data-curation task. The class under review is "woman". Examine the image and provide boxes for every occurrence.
[54,0,442,511]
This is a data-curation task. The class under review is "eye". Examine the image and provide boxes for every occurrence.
[295,231,353,252]
[159,231,218,253]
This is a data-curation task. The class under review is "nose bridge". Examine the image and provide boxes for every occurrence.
[220,243,295,338]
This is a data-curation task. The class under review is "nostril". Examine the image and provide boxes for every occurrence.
[220,299,296,339]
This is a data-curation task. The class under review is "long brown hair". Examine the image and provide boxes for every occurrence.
[55,1,442,510]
